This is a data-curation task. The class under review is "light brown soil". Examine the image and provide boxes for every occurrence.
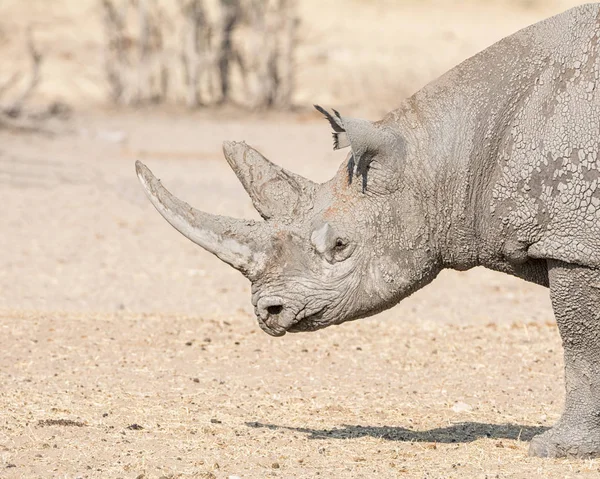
[0,308,581,478]
[1,1,599,478]
[0,110,594,479]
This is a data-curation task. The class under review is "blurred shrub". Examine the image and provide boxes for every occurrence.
[100,0,298,109]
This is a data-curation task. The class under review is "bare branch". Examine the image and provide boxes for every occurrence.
[0,72,22,100]
[99,0,298,109]
[4,28,43,117]
[0,111,57,136]
[0,27,68,135]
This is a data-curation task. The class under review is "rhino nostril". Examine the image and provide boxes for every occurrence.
[257,297,285,320]
[267,305,283,315]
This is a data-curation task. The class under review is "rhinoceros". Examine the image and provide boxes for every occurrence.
[136,4,600,458]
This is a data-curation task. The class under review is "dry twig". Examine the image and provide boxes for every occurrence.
[99,0,298,109]
[3,28,42,117]
[0,28,68,135]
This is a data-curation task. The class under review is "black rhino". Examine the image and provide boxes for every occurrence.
[137,4,600,458]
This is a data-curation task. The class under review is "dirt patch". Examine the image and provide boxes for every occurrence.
[37,419,86,428]
[0,310,597,478]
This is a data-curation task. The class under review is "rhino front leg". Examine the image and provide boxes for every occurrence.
[529,260,600,458]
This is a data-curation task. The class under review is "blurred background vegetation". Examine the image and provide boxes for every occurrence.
[0,0,585,125]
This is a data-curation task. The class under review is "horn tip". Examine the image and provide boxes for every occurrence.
[135,160,150,179]
[135,160,158,194]
[222,141,238,166]
[135,160,148,180]
[222,140,247,157]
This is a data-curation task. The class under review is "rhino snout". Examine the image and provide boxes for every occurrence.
[255,296,296,336]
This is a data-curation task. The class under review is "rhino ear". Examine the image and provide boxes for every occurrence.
[314,105,403,192]
[313,105,351,150]
[222,141,317,220]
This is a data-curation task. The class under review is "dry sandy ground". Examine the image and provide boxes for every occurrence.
[2,0,600,478]
[0,111,596,478]
[0,310,580,478]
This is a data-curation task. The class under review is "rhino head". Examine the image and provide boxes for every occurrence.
[136,107,441,336]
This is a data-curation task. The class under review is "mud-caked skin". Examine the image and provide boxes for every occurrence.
[137,4,600,458]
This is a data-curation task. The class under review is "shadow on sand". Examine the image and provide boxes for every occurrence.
[245,421,548,443]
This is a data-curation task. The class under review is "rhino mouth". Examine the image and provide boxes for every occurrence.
[255,306,328,336]
[256,316,288,337]
[286,307,327,333]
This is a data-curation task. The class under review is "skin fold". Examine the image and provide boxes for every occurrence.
[137,4,600,458]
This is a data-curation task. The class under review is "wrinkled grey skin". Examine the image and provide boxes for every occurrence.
[137,4,600,458]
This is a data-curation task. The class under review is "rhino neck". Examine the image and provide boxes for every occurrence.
[383,94,490,272]
[383,13,567,273]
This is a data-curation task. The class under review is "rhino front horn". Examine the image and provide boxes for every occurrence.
[135,160,267,279]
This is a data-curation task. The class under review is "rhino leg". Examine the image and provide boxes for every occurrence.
[529,260,600,458]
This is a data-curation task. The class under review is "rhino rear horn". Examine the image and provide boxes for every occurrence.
[136,160,267,279]
[222,141,316,220]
